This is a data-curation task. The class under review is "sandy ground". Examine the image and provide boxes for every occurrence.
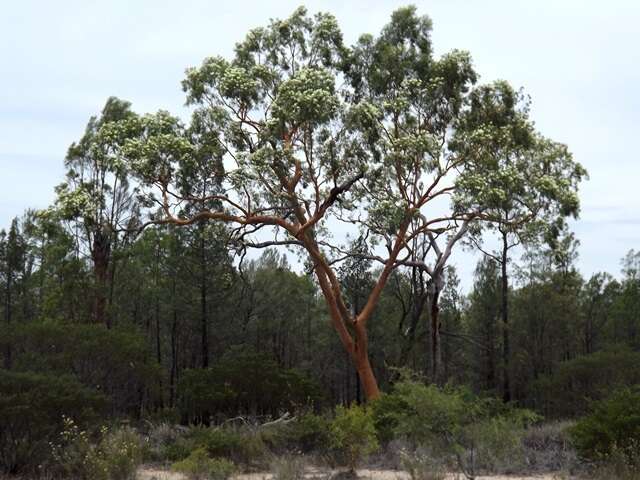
[137,466,564,480]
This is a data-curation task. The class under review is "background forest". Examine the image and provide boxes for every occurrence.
[1,4,639,480]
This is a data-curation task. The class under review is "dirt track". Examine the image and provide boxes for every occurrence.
[137,467,565,480]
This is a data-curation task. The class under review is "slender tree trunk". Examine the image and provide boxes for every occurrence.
[430,285,442,384]
[501,231,511,402]
[199,228,209,369]
[107,256,118,328]
[91,229,111,327]
[170,306,178,408]
[399,268,428,367]
[4,275,12,370]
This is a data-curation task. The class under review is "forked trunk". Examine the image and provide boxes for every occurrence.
[354,325,380,401]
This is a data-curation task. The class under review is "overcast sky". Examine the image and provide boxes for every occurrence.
[1,0,638,289]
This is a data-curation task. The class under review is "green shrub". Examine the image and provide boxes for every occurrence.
[5,322,162,416]
[262,412,330,454]
[50,419,144,480]
[98,426,145,480]
[172,447,236,480]
[570,387,640,467]
[399,450,446,480]
[330,404,379,472]
[0,370,105,474]
[50,417,106,480]
[371,391,411,445]
[178,352,322,422]
[161,425,267,467]
[521,421,577,473]
[146,422,188,462]
[385,379,539,477]
[271,455,307,480]
[535,348,640,417]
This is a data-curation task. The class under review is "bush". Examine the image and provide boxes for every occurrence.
[172,447,236,480]
[535,348,640,417]
[4,322,162,416]
[0,370,105,474]
[160,425,267,468]
[178,352,322,422]
[371,391,411,445]
[98,426,145,480]
[521,421,577,473]
[261,412,330,454]
[50,419,144,480]
[271,455,307,480]
[399,449,446,480]
[570,386,640,467]
[383,379,539,477]
[330,404,379,472]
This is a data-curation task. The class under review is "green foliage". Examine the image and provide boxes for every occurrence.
[570,387,640,466]
[0,370,105,474]
[270,455,307,480]
[262,412,331,454]
[51,420,144,480]
[178,352,322,421]
[399,450,446,480]
[330,404,379,472]
[536,348,640,417]
[381,379,540,477]
[172,447,236,480]
[3,322,162,414]
[161,425,267,468]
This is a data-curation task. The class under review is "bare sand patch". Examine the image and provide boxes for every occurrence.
[137,467,564,480]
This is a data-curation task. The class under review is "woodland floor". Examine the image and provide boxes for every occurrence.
[137,467,565,480]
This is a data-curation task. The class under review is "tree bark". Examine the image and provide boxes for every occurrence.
[430,283,443,385]
[4,274,12,370]
[199,226,209,368]
[501,231,511,402]
[91,228,111,327]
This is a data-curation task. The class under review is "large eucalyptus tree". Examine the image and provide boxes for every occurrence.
[119,7,582,400]
[54,97,140,327]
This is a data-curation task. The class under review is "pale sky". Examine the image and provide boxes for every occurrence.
[1,0,639,289]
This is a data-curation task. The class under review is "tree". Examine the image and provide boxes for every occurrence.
[458,82,586,401]
[53,97,140,327]
[0,218,27,369]
[120,7,580,401]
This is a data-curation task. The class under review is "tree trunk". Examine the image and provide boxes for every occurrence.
[352,321,380,400]
[199,227,209,369]
[170,302,178,408]
[399,267,428,367]
[91,229,111,327]
[430,285,442,384]
[4,275,12,370]
[501,231,511,402]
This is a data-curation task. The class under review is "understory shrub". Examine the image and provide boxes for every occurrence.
[330,404,379,472]
[378,379,540,478]
[0,370,105,474]
[261,412,330,454]
[399,449,446,480]
[50,418,144,480]
[270,455,307,480]
[535,348,640,417]
[172,447,236,480]
[160,425,267,468]
[178,352,322,422]
[521,421,577,473]
[570,386,640,469]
